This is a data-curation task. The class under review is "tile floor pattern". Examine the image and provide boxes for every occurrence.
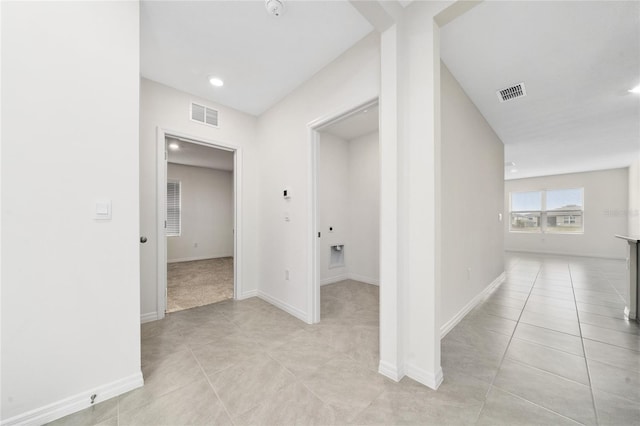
[49,253,639,425]
[167,257,234,313]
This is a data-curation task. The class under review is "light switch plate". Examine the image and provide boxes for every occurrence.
[95,200,112,220]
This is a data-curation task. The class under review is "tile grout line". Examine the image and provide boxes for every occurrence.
[506,334,584,360]
[489,386,586,426]
[472,264,543,424]
[187,346,237,426]
[263,318,386,423]
[502,357,591,388]
[568,263,600,426]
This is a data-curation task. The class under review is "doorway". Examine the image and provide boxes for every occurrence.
[309,99,380,323]
[156,131,242,316]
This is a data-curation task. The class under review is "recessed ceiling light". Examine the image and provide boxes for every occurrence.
[505,161,516,167]
[168,142,180,151]
[510,168,518,173]
[209,76,224,87]
[629,85,640,94]
[363,109,368,113]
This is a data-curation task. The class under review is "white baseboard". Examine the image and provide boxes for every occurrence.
[440,272,506,338]
[167,254,233,264]
[320,274,348,286]
[140,311,158,324]
[348,273,379,286]
[321,273,380,286]
[378,360,405,382]
[1,372,143,426]
[405,363,444,390]
[257,291,308,323]
[505,249,626,261]
[237,289,257,300]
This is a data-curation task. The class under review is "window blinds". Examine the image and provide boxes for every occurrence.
[167,180,181,236]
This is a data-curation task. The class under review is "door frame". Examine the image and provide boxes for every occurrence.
[306,97,379,324]
[155,127,242,318]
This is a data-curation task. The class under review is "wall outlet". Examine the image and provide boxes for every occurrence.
[285,269,290,280]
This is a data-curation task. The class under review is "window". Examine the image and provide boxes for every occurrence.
[509,188,583,234]
[166,180,181,237]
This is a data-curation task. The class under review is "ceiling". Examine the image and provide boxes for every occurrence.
[323,104,379,140]
[145,1,639,181]
[141,1,373,116]
[167,138,234,171]
[440,1,640,180]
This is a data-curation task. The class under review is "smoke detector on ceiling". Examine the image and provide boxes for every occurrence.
[266,0,285,17]
[497,82,527,103]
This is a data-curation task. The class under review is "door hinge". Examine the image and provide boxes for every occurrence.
[318,232,321,238]
[164,220,167,229]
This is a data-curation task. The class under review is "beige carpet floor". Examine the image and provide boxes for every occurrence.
[167,257,233,313]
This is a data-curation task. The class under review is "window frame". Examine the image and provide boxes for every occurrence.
[509,188,584,234]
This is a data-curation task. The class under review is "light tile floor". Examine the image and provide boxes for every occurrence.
[49,253,639,425]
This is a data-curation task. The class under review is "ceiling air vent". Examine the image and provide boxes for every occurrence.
[497,82,526,103]
[190,102,219,128]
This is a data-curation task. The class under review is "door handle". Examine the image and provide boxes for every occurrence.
[140,236,148,243]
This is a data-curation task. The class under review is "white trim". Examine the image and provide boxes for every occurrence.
[308,127,321,324]
[348,273,379,286]
[167,254,233,264]
[257,290,310,324]
[140,312,158,324]
[307,97,380,325]
[321,273,380,286]
[156,127,167,319]
[505,249,626,261]
[405,363,443,390]
[320,274,349,286]
[378,360,405,382]
[440,272,505,338]
[237,289,258,300]
[156,128,242,321]
[1,373,143,426]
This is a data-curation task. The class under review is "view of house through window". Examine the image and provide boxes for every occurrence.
[510,188,583,234]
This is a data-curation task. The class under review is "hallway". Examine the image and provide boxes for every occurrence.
[49,254,639,425]
[444,252,639,425]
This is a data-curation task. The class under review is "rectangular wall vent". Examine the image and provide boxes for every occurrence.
[190,102,219,127]
[497,83,526,102]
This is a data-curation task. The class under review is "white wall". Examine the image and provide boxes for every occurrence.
[348,131,380,284]
[1,2,142,424]
[256,32,380,321]
[318,130,380,286]
[139,78,259,320]
[629,155,640,237]
[167,163,233,262]
[440,62,505,331]
[377,1,454,389]
[319,133,349,283]
[505,168,629,259]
